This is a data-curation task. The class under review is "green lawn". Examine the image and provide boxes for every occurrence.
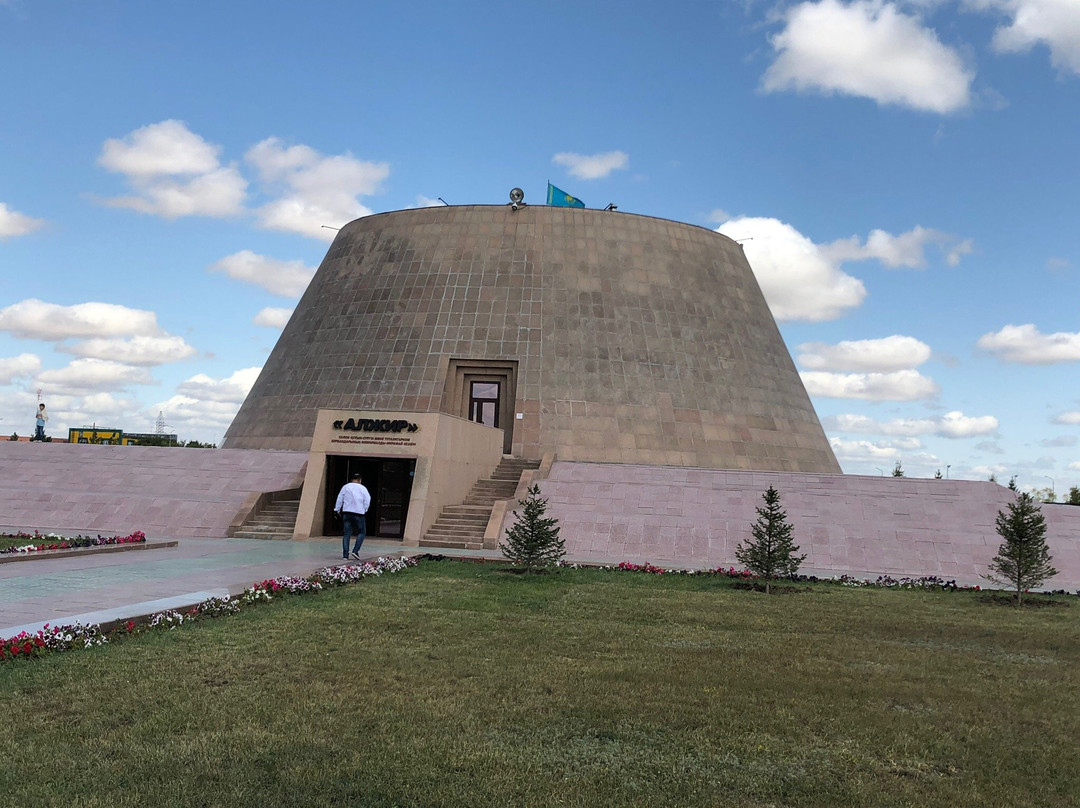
[0,533,138,552]
[2,561,1078,807]
[0,534,44,551]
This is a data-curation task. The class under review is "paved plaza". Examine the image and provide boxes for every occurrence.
[0,538,412,637]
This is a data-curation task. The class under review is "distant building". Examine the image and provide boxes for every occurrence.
[68,428,177,446]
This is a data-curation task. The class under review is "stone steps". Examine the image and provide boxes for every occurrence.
[234,499,301,541]
[420,458,540,549]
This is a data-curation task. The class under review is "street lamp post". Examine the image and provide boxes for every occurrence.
[1044,476,1055,499]
[946,464,951,479]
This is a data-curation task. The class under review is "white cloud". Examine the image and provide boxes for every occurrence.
[829,436,903,462]
[0,202,46,239]
[823,409,997,437]
[0,354,42,384]
[797,335,931,371]
[176,366,261,404]
[824,413,935,435]
[762,0,973,113]
[551,151,630,180]
[153,395,243,433]
[61,335,197,366]
[972,0,1080,74]
[822,225,971,268]
[99,119,221,176]
[716,216,866,321]
[1054,411,1080,425]
[937,411,1000,437]
[977,323,1080,363]
[246,138,388,240]
[253,307,294,329]
[0,299,161,340]
[801,369,940,400]
[103,169,248,219]
[155,366,262,437]
[946,238,974,266]
[1040,435,1078,448]
[1070,461,1080,471]
[209,250,316,298]
[830,437,941,472]
[68,392,141,424]
[98,120,247,219]
[35,359,153,396]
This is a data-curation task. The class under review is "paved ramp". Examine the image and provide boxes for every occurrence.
[0,442,307,538]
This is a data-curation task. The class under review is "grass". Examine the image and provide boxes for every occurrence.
[2,561,1078,807]
[0,534,42,551]
[0,532,141,552]
[0,533,87,552]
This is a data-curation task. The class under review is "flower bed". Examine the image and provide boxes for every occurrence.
[0,530,147,556]
[1,556,416,663]
[558,559,990,592]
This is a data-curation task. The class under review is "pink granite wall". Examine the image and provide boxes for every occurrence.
[530,462,1080,590]
[0,442,307,538]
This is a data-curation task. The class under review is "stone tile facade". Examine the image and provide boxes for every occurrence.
[224,205,839,473]
[524,462,1080,589]
[0,442,307,538]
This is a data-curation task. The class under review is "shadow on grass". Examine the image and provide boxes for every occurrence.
[978,592,1072,609]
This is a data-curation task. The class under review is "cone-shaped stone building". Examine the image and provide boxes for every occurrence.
[224,204,838,473]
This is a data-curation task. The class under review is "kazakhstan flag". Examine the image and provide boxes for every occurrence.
[547,182,585,208]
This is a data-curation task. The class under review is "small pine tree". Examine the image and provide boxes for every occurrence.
[1008,476,1018,492]
[735,486,805,594]
[500,484,565,572]
[1068,486,1080,506]
[988,473,998,484]
[892,461,905,477]
[934,469,943,479]
[984,492,1058,606]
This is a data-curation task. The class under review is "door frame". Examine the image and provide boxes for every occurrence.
[442,359,518,454]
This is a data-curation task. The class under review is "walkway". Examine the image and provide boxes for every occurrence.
[0,538,416,637]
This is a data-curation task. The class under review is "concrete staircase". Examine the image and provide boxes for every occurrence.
[421,457,540,550]
[232,498,301,540]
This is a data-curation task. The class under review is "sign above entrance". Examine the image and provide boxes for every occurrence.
[333,418,419,433]
[329,416,421,450]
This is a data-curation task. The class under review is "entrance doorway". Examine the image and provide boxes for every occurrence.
[324,456,416,540]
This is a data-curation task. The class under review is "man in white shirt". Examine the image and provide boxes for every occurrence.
[334,473,371,561]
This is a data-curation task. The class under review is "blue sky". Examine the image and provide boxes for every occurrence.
[1,0,1078,494]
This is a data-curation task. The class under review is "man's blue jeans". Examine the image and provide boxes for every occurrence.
[342,512,366,558]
